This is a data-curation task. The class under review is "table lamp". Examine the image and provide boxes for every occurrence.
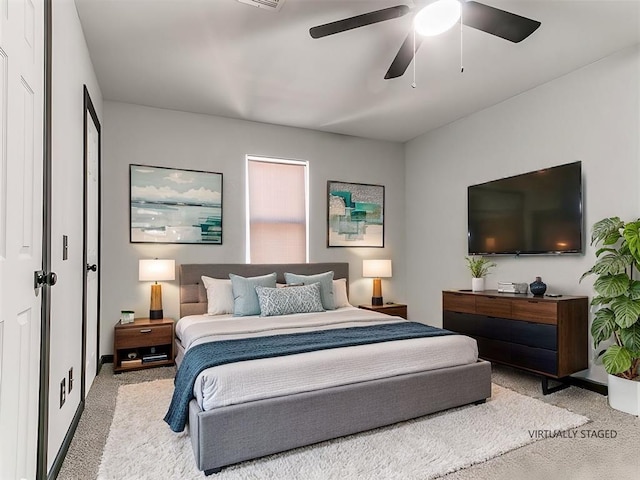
[139,259,175,319]
[362,259,392,306]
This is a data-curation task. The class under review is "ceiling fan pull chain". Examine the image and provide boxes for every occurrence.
[460,5,464,73]
[412,28,417,88]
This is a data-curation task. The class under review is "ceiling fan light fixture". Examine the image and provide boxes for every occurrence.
[414,0,461,37]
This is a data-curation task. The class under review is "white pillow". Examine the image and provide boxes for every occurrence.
[333,278,352,308]
[201,276,234,315]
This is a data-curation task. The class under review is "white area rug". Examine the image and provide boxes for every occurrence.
[97,379,588,480]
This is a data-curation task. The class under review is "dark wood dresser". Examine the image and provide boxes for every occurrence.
[442,290,588,383]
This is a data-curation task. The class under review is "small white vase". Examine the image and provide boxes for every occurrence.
[608,374,640,416]
[471,277,485,292]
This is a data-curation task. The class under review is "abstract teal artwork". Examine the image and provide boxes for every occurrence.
[327,181,384,247]
[130,164,223,244]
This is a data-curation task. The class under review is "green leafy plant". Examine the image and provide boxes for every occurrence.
[465,256,496,278]
[580,217,640,379]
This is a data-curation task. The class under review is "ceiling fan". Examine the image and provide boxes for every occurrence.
[309,0,541,80]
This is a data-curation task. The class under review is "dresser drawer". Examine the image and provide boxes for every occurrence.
[443,311,481,336]
[115,323,173,349]
[510,343,557,376]
[442,292,476,314]
[476,296,512,317]
[512,300,557,325]
[509,320,557,350]
[476,337,557,376]
[444,312,557,350]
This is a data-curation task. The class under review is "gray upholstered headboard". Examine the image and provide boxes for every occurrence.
[179,263,349,317]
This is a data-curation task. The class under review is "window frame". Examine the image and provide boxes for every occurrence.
[245,155,309,264]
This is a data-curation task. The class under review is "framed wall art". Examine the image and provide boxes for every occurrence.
[130,164,223,244]
[327,181,384,247]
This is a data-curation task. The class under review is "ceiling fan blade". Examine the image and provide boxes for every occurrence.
[462,1,541,43]
[310,5,410,39]
[384,31,423,79]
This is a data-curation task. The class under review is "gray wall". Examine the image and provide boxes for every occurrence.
[101,101,405,354]
[405,45,640,377]
[49,0,103,469]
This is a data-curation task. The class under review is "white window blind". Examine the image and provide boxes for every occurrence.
[246,157,308,263]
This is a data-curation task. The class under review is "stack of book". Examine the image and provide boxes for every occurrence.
[142,352,168,363]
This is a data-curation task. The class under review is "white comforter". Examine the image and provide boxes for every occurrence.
[175,307,478,411]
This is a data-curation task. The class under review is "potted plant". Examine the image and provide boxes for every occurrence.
[465,256,496,292]
[580,217,640,415]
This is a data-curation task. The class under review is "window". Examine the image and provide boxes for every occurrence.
[246,156,308,263]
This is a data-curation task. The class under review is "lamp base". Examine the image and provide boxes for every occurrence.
[149,283,163,320]
[371,278,383,306]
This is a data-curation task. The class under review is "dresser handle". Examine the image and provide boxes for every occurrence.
[527,301,538,304]
[139,329,152,333]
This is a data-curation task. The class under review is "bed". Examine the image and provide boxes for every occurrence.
[173,263,492,475]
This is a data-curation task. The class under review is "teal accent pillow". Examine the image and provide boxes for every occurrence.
[255,283,325,317]
[229,272,277,316]
[284,271,335,310]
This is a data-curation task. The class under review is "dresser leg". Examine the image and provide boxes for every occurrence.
[541,376,569,395]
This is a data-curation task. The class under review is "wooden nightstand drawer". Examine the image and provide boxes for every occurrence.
[358,304,408,319]
[378,306,407,318]
[115,323,172,349]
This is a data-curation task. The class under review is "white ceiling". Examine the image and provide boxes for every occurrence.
[75,0,640,142]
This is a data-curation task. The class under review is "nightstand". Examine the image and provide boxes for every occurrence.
[359,303,408,319]
[113,317,175,373]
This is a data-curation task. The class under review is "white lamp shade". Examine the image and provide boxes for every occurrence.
[362,259,392,278]
[139,259,175,282]
[414,0,461,37]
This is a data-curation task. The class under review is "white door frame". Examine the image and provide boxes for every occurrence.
[37,1,53,477]
[82,85,101,399]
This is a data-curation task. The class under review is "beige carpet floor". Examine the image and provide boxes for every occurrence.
[59,364,640,480]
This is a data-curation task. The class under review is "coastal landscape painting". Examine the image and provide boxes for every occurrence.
[327,181,384,247]
[130,164,223,244]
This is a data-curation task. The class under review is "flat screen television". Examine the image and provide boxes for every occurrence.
[467,161,583,255]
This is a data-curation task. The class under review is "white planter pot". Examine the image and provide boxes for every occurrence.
[471,277,485,292]
[607,374,640,416]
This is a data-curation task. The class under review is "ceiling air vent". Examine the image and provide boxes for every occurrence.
[237,0,285,12]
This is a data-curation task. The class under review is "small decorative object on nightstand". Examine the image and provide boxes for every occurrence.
[113,317,175,373]
[359,303,407,319]
[120,310,135,324]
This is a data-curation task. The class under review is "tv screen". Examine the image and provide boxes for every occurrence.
[467,161,583,255]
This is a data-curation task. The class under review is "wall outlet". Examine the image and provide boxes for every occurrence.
[60,378,66,408]
[68,367,73,393]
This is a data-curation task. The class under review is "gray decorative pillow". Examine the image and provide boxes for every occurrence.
[229,272,277,316]
[284,271,335,310]
[255,283,325,317]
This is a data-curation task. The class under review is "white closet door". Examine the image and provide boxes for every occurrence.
[0,0,45,479]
